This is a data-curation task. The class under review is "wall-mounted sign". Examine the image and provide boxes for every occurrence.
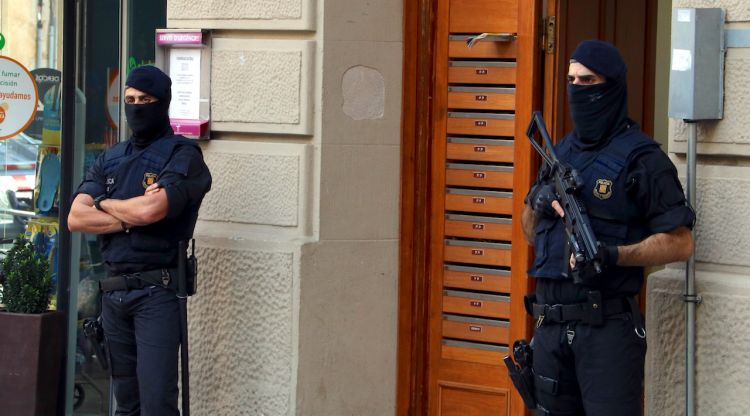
[0,56,39,140]
[156,31,203,46]
[155,29,211,140]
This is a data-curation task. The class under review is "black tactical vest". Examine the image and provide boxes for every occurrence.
[529,124,659,284]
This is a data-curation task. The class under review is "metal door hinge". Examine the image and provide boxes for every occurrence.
[542,16,556,54]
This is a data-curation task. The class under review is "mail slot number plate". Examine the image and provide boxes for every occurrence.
[443,319,509,344]
[443,294,510,319]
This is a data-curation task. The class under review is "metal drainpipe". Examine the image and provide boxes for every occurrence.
[685,121,700,416]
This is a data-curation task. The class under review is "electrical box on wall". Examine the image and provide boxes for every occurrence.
[668,8,725,121]
[154,29,211,140]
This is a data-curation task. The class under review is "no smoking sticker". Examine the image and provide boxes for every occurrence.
[0,56,39,140]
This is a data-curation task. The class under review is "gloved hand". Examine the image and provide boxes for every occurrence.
[572,241,619,283]
[594,242,619,268]
[526,182,559,219]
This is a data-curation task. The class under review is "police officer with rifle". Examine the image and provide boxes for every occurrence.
[515,40,695,416]
[69,65,211,415]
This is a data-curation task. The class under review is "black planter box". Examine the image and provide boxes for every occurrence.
[0,310,65,416]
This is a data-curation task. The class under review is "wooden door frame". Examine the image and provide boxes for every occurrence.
[397,0,436,414]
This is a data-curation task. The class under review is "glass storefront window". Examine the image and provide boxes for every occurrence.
[0,0,64,322]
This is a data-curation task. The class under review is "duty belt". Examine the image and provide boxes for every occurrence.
[99,269,177,292]
[531,297,629,326]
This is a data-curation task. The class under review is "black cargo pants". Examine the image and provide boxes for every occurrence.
[102,285,180,416]
[532,314,647,416]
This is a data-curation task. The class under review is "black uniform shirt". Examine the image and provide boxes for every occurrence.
[75,140,212,274]
[535,144,695,304]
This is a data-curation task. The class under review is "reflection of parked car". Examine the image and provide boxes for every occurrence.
[0,132,39,242]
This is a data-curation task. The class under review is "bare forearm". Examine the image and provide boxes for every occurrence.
[521,204,535,244]
[617,226,694,267]
[68,196,125,234]
[99,189,167,226]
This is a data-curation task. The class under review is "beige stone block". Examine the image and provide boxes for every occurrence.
[167,0,315,30]
[199,140,313,229]
[297,240,398,415]
[322,40,403,145]
[673,0,750,22]
[319,144,400,240]
[189,241,297,415]
[672,163,750,267]
[646,267,750,416]
[323,0,402,42]
[210,38,314,135]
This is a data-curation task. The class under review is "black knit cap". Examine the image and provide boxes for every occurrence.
[571,40,627,81]
[125,65,172,102]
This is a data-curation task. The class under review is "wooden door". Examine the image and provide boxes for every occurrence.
[424,1,542,415]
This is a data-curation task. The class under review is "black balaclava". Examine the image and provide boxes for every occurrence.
[568,40,629,149]
[124,65,172,148]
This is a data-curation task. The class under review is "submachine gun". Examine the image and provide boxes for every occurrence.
[525,111,602,284]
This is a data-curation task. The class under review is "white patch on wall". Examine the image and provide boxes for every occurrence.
[342,66,385,120]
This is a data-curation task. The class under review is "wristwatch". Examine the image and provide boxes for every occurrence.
[93,194,108,211]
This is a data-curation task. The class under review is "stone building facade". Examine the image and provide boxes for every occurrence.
[166,0,403,414]
[162,0,750,414]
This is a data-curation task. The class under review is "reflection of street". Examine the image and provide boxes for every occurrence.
[73,348,111,415]
[0,132,38,240]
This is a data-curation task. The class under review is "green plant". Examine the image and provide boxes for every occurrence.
[0,235,52,314]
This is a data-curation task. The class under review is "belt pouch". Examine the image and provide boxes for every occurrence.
[583,290,604,326]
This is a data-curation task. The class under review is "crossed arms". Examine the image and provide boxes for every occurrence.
[68,183,168,235]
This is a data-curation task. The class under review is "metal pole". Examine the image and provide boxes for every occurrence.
[177,240,190,416]
[685,121,699,416]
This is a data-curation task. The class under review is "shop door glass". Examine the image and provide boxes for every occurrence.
[72,0,165,414]
[72,0,121,413]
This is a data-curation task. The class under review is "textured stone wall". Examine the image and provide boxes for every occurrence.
[647,2,750,415]
[188,243,297,416]
[211,39,314,135]
[168,0,315,29]
[647,268,750,416]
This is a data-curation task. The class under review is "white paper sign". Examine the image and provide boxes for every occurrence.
[0,56,39,140]
[168,48,201,120]
[671,49,692,72]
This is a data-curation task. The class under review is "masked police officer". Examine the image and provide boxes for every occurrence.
[521,40,695,416]
[68,65,211,415]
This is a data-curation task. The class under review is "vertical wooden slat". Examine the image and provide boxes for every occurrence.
[427,0,450,413]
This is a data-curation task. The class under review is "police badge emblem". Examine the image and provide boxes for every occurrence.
[142,172,158,189]
[593,179,613,200]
